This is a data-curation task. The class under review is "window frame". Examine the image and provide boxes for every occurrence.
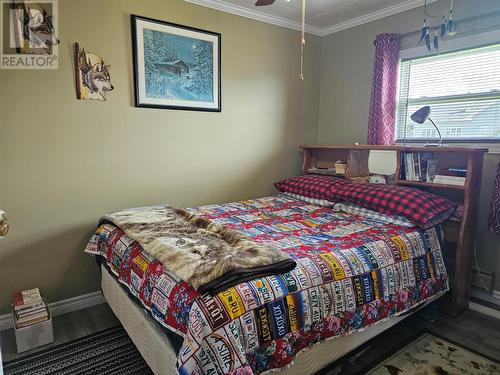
[394,37,500,144]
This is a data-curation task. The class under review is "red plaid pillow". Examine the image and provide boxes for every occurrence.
[274,175,347,200]
[328,183,456,229]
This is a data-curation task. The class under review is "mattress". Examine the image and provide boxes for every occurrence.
[101,263,440,375]
[86,195,449,374]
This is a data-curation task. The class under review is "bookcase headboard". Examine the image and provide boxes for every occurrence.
[300,144,488,316]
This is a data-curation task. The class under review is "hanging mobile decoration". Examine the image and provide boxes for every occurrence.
[440,15,447,37]
[418,19,429,44]
[425,28,431,50]
[433,28,439,49]
[447,0,457,35]
[299,0,306,80]
[418,0,457,51]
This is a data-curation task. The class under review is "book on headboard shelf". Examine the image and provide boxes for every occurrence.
[306,167,337,176]
[399,151,467,186]
[400,152,436,182]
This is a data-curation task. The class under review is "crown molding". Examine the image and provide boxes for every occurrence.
[320,0,437,35]
[185,0,436,37]
[184,0,323,36]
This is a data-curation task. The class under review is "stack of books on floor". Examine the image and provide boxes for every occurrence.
[12,288,49,328]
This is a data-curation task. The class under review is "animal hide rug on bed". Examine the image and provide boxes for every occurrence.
[101,205,297,294]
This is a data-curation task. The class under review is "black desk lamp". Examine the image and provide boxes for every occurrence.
[410,105,442,147]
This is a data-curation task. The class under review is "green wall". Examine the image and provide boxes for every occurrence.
[0,0,321,313]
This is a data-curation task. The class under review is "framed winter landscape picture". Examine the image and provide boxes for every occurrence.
[131,15,221,111]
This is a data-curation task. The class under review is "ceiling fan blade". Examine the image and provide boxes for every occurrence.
[255,0,275,6]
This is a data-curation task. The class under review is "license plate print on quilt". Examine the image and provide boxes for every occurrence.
[84,195,449,375]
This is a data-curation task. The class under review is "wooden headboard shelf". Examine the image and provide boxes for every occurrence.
[300,144,488,317]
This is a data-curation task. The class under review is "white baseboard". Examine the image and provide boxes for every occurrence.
[492,290,500,301]
[0,291,105,331]
[469,301,500,320]
[471,287,500,305]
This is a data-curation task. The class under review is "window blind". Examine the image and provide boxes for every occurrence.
[396,43,500,142]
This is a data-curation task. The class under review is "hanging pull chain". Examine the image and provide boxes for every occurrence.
[300,0,305,80]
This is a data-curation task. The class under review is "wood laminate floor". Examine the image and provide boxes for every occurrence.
[0,303,499,374]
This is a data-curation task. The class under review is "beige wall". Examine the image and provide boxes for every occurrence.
[0,0,321,313]
[318,0,500,290]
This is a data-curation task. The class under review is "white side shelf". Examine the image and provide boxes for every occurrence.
[13,300,53,353]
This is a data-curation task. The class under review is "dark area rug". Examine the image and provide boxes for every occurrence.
[2,326,153,375]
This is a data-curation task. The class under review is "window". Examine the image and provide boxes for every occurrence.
[396,43,500,142]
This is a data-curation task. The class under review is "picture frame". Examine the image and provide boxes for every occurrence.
[131,15,221,112]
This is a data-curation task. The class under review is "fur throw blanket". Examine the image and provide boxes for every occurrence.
[101,205,296,294]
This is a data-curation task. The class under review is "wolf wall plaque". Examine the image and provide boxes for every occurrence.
[131,15,221,112]
[74,42,114,101]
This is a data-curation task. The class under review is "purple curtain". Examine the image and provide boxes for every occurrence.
[367,33,401,145]
[489,161,500,234]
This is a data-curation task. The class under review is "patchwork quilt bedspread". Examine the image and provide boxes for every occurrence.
[85,195,449,375]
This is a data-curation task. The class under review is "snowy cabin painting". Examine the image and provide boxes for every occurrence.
[154,59,189,77]
[132,16,221,111]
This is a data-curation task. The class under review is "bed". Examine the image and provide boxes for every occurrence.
[85,193,449,375]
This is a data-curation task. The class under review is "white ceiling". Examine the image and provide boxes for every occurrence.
[185,0,431,36]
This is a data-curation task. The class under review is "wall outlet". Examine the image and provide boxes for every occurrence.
[471,268,495,293]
